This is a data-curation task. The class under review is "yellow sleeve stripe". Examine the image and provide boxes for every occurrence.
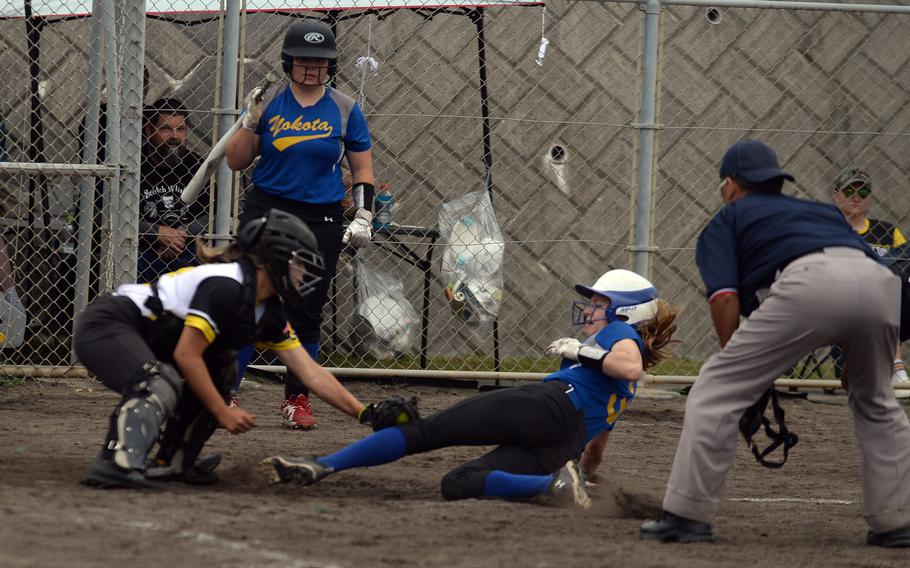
[256,337,302,351]
[894,227,907,247]
[185,315,217,344]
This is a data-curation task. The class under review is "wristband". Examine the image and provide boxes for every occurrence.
[578,345,609,370]
[352,183,375,212]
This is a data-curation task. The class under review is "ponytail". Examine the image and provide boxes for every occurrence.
[637,299,679,369]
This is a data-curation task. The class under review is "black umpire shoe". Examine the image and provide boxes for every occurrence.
[867,526,910,548]
[640,511,715,543]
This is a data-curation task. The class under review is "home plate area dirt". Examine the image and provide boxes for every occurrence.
[1,377,908,568]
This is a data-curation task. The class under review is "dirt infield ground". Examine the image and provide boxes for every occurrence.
[1,376,909,568]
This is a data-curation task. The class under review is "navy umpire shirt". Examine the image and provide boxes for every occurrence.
[696,192,875,316]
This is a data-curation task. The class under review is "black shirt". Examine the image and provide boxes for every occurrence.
[139,149,208,245]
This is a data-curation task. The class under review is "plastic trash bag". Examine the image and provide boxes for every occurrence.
[438,191,505,325]
[347,253,418,358]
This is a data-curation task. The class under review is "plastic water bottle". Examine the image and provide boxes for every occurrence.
[373,184,393,229]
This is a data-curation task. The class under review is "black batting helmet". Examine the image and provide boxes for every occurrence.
[237,209,325,308]
[281,19,337,80]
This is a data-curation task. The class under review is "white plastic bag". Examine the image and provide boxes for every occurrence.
[347,253,418,359]
[438,191,505,325]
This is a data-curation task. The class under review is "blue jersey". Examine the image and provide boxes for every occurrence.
[252,85,372,203]
[696,192,875,316]
[544,321,643,443]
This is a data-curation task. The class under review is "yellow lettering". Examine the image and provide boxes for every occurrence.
[267,114,335,138]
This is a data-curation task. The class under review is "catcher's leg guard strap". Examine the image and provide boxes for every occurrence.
[156,406,219,472]
[109,362,183,471]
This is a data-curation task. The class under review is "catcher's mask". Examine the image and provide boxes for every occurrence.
[236,208,325,310]
[281,19,337,85]
[572,269,659,328]
[738,387,799,468]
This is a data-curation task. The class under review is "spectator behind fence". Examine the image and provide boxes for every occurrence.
[138,98,209,283]
[226,18,375,430]
[831,167,910,393]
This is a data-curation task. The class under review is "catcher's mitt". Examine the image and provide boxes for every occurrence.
[358,396,420,431]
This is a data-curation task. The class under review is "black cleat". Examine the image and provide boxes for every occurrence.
[867,526,910,548]
[146,453,222,485]
[81,458,162,490]
[260,455,333,486]
[640,511,714,543]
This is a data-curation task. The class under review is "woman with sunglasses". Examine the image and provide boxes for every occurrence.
[73,209,374,489]
[260,269,679,508]
[831,167,910,391]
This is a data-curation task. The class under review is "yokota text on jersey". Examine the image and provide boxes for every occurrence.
[252,86,371,204]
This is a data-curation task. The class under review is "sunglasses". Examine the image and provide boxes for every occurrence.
[840,185,871,199]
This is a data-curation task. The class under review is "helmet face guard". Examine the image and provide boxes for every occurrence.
[281,54,337,85]
[572,300,608,326]
[283,249,325,303]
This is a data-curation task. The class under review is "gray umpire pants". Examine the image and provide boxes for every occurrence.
[664,247,910,534]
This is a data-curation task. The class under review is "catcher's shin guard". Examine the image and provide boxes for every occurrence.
[106,361,183,471]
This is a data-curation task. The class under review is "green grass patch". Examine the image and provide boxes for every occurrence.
[319,352,836,380]
[649,357,704,376]
[321,353,713,376]
[0,375,25,388]
[321,353,561,374]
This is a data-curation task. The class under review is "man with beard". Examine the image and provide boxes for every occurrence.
[139,98,209,282]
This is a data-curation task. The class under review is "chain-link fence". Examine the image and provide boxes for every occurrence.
[0,0,908,377]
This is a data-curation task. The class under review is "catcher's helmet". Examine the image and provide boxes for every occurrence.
[281,19,337,80]
[237,208,325,308]
[572,269,659,327]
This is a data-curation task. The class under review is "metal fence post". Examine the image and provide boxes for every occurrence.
[71,3,107,362]
[632,0,662,278]
[115,0,145,286]
[215,0,241,246]
[100,0,121,292]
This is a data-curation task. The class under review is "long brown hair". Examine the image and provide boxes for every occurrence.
[637,299,679,369]
[194,237,260,265]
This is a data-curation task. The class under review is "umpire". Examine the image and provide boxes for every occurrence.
[640,140,910,547]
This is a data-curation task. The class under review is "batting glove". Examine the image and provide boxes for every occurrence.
[241,86,266,131]
[546,337,581,361]
[343,208,373,248]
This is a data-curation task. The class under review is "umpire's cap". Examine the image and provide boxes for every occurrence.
[719,139,795,183]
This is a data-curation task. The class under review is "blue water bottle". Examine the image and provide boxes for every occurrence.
[373,184,393,229]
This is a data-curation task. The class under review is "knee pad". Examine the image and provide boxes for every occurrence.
[440,467,486,501]
[141,361,183,416]
[108,361,183,471]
